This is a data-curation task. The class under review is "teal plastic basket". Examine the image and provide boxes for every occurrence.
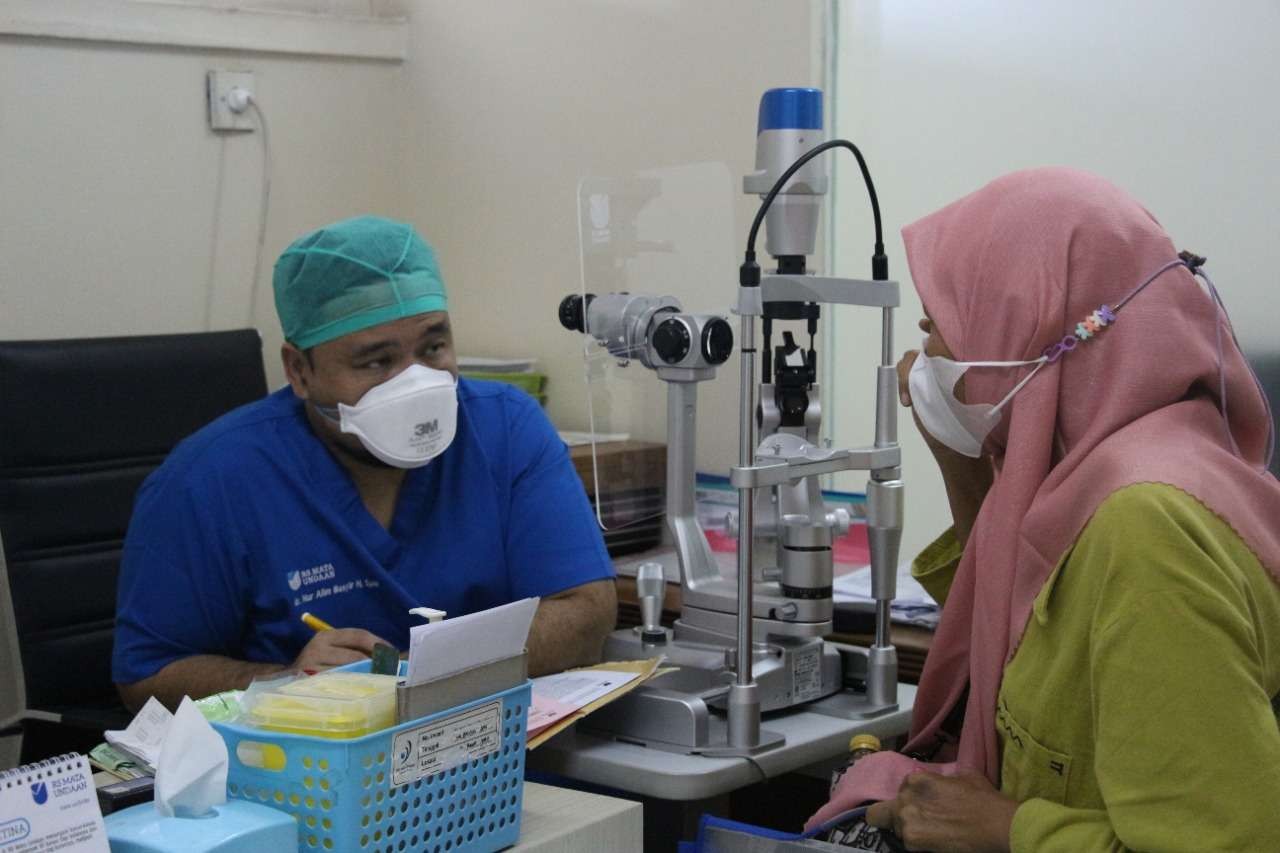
[214,663,530,853]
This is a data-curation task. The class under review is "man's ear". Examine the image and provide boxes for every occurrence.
[281,342,311,400]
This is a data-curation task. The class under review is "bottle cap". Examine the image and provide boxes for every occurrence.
[848,733,881,753]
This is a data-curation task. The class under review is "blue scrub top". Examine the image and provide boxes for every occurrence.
[112,378,613,684]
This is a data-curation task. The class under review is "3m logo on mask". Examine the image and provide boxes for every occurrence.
[335,364,457,467]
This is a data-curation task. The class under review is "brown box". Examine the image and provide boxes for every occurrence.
[568,440,666,556]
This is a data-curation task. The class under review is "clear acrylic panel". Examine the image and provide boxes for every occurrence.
[567,162,735,544]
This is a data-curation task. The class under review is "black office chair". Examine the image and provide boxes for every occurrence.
[0,330,268,765]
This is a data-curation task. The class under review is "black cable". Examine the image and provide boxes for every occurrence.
[742,139,887,283]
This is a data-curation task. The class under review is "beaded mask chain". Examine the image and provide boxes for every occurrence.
[990,251,1273,471]
[1040,251,1206,363]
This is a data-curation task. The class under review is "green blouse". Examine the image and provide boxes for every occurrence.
[912,483,1280,851]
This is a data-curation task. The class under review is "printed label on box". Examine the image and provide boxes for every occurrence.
[391,701,502,787]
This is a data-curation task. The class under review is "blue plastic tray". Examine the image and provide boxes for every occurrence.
[214,664,530,853]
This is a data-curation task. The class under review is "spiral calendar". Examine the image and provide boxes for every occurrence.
[0,753,107,852]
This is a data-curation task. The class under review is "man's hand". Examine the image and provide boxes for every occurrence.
[866,771,1017,853]
[292,628,388,671]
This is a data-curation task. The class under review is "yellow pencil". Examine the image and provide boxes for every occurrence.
[300,611,334,632]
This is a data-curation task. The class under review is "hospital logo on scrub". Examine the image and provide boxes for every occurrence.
[287,563,337,592]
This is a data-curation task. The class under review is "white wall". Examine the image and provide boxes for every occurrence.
[0,31,409,385]
[829,0,1280,558]
[398,0,821,474]
[0,1,822,475]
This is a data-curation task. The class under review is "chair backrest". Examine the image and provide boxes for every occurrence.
[0,330,268,734]
[1249,352,1280,480]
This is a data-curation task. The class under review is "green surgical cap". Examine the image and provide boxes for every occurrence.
[272,215,447,349]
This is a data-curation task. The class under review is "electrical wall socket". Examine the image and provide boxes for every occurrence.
[207,70,256,132]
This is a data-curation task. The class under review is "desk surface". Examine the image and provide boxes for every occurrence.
[515,782,642,851]
[526,683,916,801]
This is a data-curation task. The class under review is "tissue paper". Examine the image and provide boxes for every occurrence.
[152,697,229,818]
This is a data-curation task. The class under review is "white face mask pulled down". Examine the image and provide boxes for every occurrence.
[317,363,458,468]
[907,342,1047,458]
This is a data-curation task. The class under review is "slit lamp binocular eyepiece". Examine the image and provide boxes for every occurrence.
[559,292,734,371]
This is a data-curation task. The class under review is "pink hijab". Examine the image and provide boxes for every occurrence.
[808,166,1280,828]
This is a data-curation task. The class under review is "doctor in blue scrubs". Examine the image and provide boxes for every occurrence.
[113,216,617,710]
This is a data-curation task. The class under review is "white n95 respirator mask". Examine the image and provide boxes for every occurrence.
[908,343,1047,458]
[318,363,458,468]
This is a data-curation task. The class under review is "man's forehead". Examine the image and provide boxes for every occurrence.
[322,312,451,355]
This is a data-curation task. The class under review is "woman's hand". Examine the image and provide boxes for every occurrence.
[865,771,1017,853]
[897,345,994,548]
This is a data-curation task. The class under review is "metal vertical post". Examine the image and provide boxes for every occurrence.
[727,309,761,747]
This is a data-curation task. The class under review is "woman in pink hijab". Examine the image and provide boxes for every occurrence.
[808,167,1280,851]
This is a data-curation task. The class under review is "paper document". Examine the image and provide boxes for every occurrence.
[525,657,664,749]
[832,562,940,629]
[831,562,935,605]
[557,430,631,447]
[104,696,173,769]
[457,356,537,372]
[88,743,147,781]
[406,597,538,686]
[527,669,642,734]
